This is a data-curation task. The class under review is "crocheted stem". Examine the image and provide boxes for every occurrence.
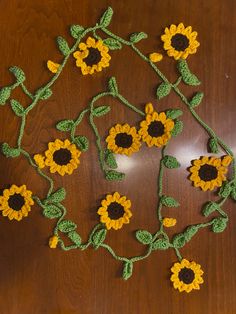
[116,94,145,116]
[20,148,54,197]
[20,83,34,99]
[17,115,26,148]
[71,108,90,141]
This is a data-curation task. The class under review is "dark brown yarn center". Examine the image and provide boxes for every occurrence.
[84,48,102,66]
[171,33,189,51]
[107,202,125,220]
[148,121,165,137]
[178,267,195,284]
[53,148,72,165]
[8,194,25,211]
[199,164,218,181]
[115,133,133,148]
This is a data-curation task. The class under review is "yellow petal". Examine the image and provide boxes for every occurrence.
[47,60,60,74]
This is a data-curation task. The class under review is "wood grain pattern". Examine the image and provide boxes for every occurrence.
[0,0,235,313]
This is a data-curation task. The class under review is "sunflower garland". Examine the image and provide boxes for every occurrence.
[97,192,132,230]
[34,139,81,176]
[139,103,174,147]
[73,37,111,75]
[189,156,232,191]
[170,259,204,293]
[106,123,141,156]
[161,23,200,60]
[0,184,34,221]
[0,6,235,290]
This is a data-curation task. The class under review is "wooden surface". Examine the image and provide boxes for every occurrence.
[0,0,236,313]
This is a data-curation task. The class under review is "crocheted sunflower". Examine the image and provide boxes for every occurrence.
[170,259,204,293]
[106,123,141,156]
[139,103,174,147]
[73,37,111,75]
[161,23,200,60]
[189,156,232,191]
[0,184,34,221]
[97,192,132,230]
[34,139,81,176]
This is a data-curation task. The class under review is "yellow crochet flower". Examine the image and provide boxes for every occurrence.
[106,123,141,156]
[161,23,200,60]
[149,52,163,62]
[139,103,174,147]
[97,192,132,230]
[49,235,59,248]
[0,184,34,221]
[163,217,177,227]
[171,259,204,293]
[34,139,81,176]
[189,156,232,191]
[73,37,111,75]
[47,60,60,73]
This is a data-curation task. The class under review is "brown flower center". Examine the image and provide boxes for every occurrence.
[84,48,102,66]
[8,193,25,211]
[171,33,189,51]
[148,121,165,137]
[199,164,218,181]
[53,148,72,165]
[115,133,133,148]
[178,267,195,284]
[107,202,125,220]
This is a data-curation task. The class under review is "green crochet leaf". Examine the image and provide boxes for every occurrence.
[202,202,220,217]
[171,120,183,137]
[43,204,62,219]
[122,261,133,280]
[0,87,11,105]
[58,220,77,233]
[68,231,81,246]
[46,188,66,203]
[108,77,118,95]
[172,233,186,248]
[9,66,25,83]
[162,155,180,169]
[74,136,89,151]
[103,38,122,50]
[189,92,204,108]
[129,32,147,43]
[208,137,219,153]
[231,187,236,201]
[105,170,125,181]
[104,149,118,169]
[99,7,113,27]
[92,228,107,249]
[56,120,74,131]
[38,88,53,100]
[161,195,179,207]
[165,109,183,119]
[10,99,25,117]
[93,105,111,117]
[152,238,169,250]
[156,82,171,99]
[184,226,198,241]
[57,36,70,56]
[212,217,228,233]
[218,182,232,198]
[177,59,201,86]
[135,230,153,244]
[1,143,20,158]
[70,25,84,39]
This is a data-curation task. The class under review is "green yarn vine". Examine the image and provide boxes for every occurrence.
[0,7,235,287]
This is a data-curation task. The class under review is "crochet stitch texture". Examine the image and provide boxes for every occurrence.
[0,7,235,292]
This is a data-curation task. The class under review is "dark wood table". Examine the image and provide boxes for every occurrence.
[0,1,235,313]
